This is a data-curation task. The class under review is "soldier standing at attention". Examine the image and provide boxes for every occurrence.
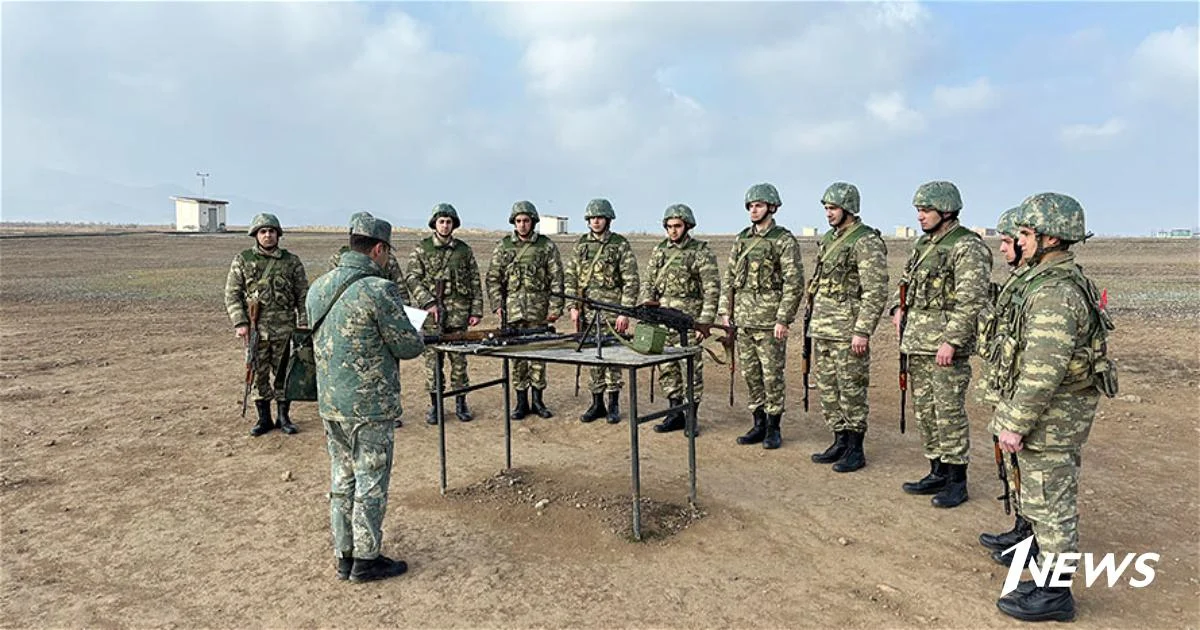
[639,204,721,437]
[328,214,410,303]
[564,198,640,424]
[307,213,424,583]
[805,182,888,472]
[224,213,309,437]
[406,203,484,424]
[892,181,993,508]
[485,201,565,419]
[721,183,805,450]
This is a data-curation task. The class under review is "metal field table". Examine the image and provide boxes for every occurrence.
[430,342,702,541]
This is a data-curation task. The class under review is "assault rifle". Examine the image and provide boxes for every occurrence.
[801,294,814,413]
[241,300,261,418]
[897,281,910,434]
[993,434,1011,515]
[425,325,557,345]
[551,291,694,338]
[433,279,447,334]
[719,290,737,407]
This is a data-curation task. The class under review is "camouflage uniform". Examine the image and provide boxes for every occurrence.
[720,183,805,450]
[640,204,721,434]
[806,183,889,472]
[485,201,565,418]
[224,213,309,435]
[990,193,1116,622]
[307,213,423,580]
[564,198,640,423]
[330,245,410,304]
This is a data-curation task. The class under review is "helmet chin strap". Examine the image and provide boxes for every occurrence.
[924,211,950,234]
[832,210,850,230]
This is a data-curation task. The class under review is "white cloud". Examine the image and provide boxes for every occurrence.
[1060,118,1127,147]
[865,91,926,133]
[933,77,997,113]
[1128,25,1199,106]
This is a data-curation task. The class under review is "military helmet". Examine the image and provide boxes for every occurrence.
[584,198,615,220]
[912,181,963,214]
[510,200,540,225]
[821,182,861,215]
[248,213,282,236]
[428,203,461,230]
[745,183,782,209]
[662,203,696,229]
[1017,192,1090,243]
[995,206,1022,239]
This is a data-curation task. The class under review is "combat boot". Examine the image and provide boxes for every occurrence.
[251,400,274,436]
[530,387,554,418]
[605,391,621,424]
[980,515,1034,552]
[580,393,606,423]
[833,431,866,473]
[993,537,1039,568]
[811,431,848,464]
[684,401,701,438]
[425,393,439,425]
[762,414,782,450]
[736,407,767,445]
[996,585,1076,623]
[349,555,409,584]
[932,463,968,508]
[455,395,473,422]
[902,459,947,495]
[336,556,354,581]
[653,397,687,433]
[511,389,530,420]
[276,400,298,434]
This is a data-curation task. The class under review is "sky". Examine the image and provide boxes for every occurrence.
[2,0,1198,235]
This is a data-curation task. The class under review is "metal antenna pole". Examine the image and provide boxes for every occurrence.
[196,171,210,197]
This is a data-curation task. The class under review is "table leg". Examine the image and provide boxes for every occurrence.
[629,366,641,541]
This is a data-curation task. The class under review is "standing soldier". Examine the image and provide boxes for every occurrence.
[991,193,1116,622]
[406,203,484,423]
[639,204,721,436]
[329,217,410,303]
[564,198,640,424]
[892,181,993,508]
[721,183,805,450]
[806,182,888,472]
[224,212,309,437]
[485,201,565,419]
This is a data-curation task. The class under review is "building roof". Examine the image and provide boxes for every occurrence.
[171,195,229,205]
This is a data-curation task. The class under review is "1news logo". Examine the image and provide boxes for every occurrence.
[1000,536,1160,596]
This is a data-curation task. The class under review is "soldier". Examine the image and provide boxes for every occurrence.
[639,204,721,436]
[405,203,484,423]
[564,198,640,424]
[307,213,424,583]
[224,212,309,436]
[991,193,1116,622]
[805,182,888,471]
[485,201,565,419]
[721,183,805,450]
[892,181,993,508]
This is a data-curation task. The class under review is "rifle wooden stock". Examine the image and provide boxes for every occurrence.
[241,300,261,418]
[425,325,556,345]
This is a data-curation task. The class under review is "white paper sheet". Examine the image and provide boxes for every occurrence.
[404,305,428,331]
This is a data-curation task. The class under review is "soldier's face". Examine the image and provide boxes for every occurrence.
[664,219,688,242]
[588,217,609,234]
[514,215,534,237]
[747,201,772,224]
[255,227,279,250]
[370,242,392,268]
[1000,235,1018,265]
[824,204,845,227]
[435,216,455,238]
[1016,227,1038,264]
[916,207,941,232]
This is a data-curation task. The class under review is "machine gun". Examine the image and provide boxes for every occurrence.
[241,300,261,418]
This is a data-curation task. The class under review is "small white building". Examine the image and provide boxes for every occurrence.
[799,226,819,237]
[537,215,569,235]
[895,226,918,239]
[173,196,228,232]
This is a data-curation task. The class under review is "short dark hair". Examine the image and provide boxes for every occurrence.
[350,234,386,254]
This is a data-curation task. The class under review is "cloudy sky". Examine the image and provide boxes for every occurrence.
[3,1,1197,235]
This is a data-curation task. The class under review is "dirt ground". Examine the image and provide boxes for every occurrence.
[1,228,1197,629]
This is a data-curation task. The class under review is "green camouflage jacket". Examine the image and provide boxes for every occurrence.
[485,232,565,324]
[719,220,805,329]
[976,264,1030,408]
[405,234,484,329]
[806,221,889,341]
[564,231,640,308]
[894,222,993,355]
[329,245,409,303]
[638,235,720,324]
[224,244,309,340]
[306,250,425,423]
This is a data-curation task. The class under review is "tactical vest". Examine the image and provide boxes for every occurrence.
[497,234,551,292]
[976,269,1026,363]
[732,225,789,291]
[420,238,474,297]
[575,233,629,291]
[901,225,979,311]
[649,238,707,301]
[810,222,880,303]
[240,248,294,304]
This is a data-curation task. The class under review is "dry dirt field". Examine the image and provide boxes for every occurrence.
[1,228,1197,629]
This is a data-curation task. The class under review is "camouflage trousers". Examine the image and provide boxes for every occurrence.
[510,321,548,391]
[323,419,395,560]
[738,328,788,416]
[581,309,623,394]
[423,325,469,393]
[658,329,704,403]
[1017,449,1082,565]
[250,334,290,402]
[908,354,972,465]
[813,338,869,433]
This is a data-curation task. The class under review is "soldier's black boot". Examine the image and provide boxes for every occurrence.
[455,395,473,422]
[902,458,947,495]
[980,515,1034,552]
[336,556,354,581]
[425,393,439,425]
[736,407,767,445]
[349,555,409,584]
[511,389,530,420]
[932,463,969,507]
[276,401,298,434]
[530,387,554,418]
[580,393,606,423]
[993,537,1039,568]
[996,585,1076,623]
[251,400,274,436]
[605,391,621,424]
[811,431,848,464]
[762,414,782,450]
[833,431,866,473]
[684,401,701,438]
[653,397,687,433]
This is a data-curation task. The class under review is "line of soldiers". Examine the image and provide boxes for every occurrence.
[224,185,1115,621]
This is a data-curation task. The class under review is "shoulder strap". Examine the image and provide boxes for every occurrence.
[311,274,369,334]
[818,223,870,265]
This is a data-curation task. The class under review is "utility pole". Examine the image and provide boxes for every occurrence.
[196,171,210,198]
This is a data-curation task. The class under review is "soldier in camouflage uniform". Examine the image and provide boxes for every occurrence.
[639,204,721,437]
[224,213,309,436]
[991,193,1116,623]
[406,203,484,423]
[329,221,410,303]
[564,198,640,424]
[485,201,565,420]
[307,213,424,584]
[892,181,993,508]
[720,183,805,450]
[805,182,888,472]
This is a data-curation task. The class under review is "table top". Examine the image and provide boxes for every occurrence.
[433,341,701,368]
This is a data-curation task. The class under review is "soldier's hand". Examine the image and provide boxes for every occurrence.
[570,308,579,325]
[235,325,249,345]
[722,315,731,327]
[426,305,440,324]
[892,309,903,336]
[547,314,559,323]
[468,315,481,327]
[851,334,869,356]
[615,315,631,334]
[774,323,789,340]
[936,342,956,366]
[998,430,1024,453]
